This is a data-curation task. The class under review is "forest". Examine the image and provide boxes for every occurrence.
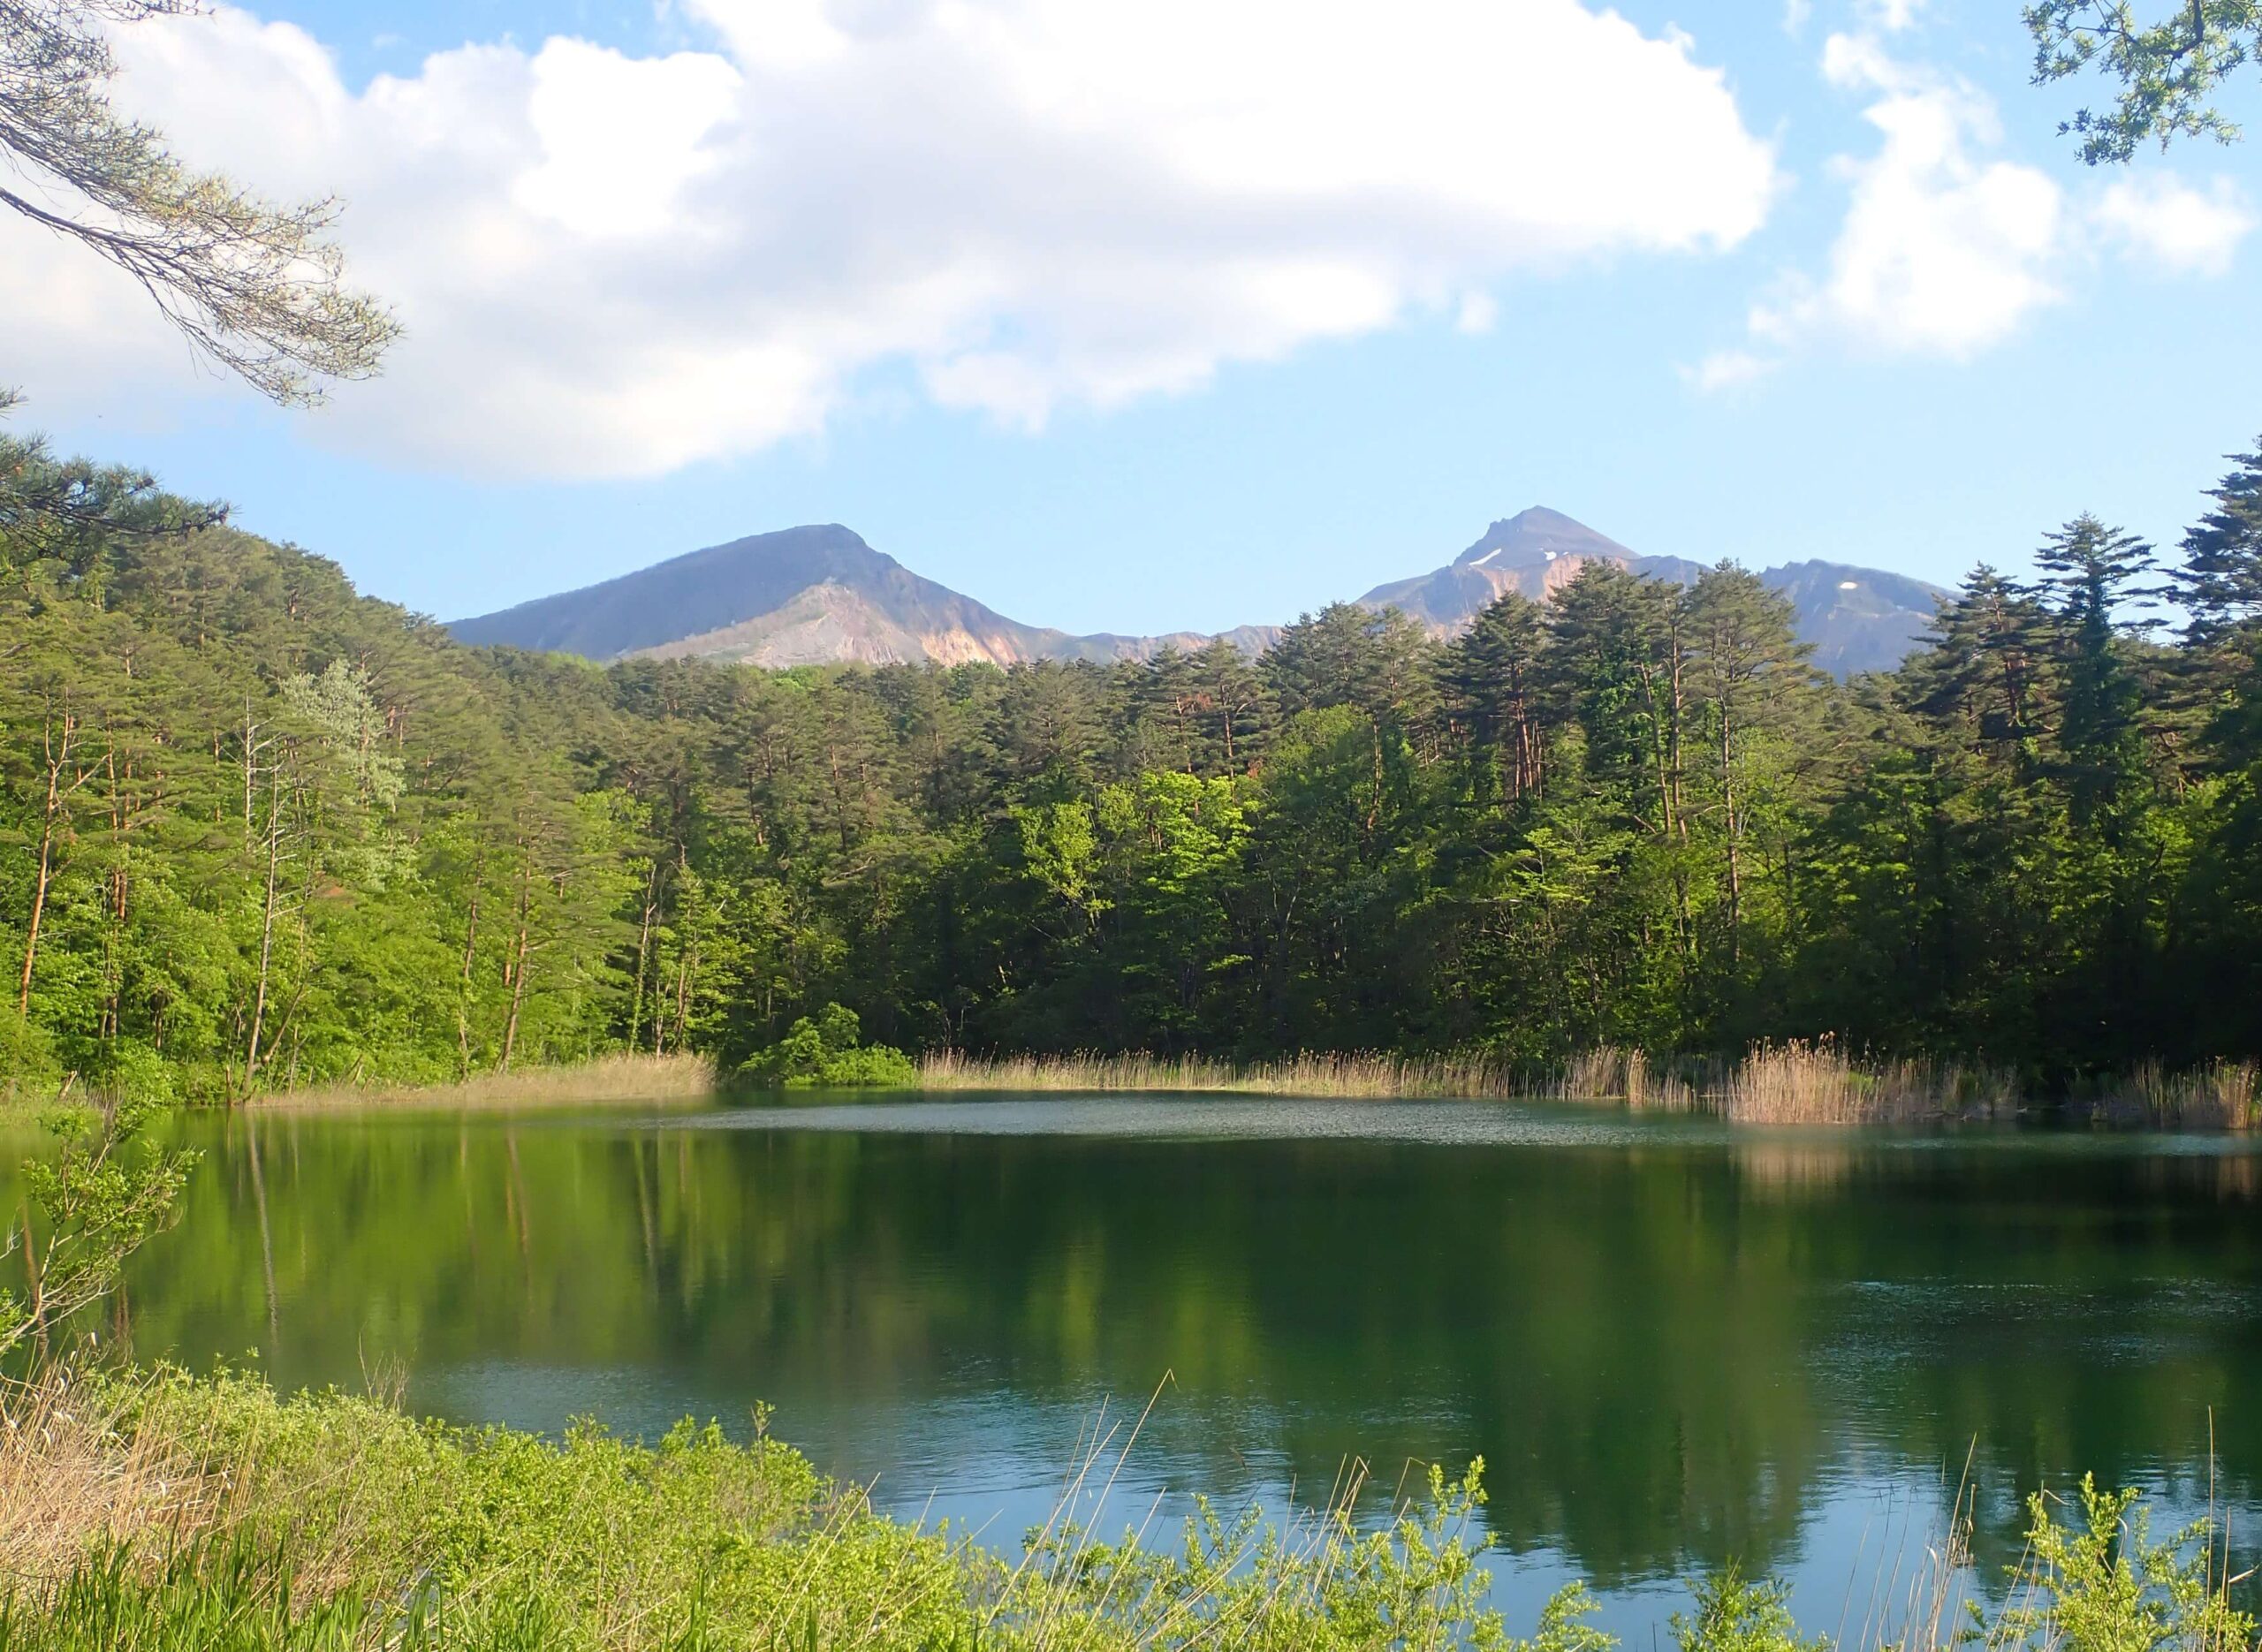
[5,428,2262,1103]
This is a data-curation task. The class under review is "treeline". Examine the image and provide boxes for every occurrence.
[4,429,2262,1102]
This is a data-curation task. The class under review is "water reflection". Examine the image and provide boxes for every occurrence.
[89,1098,2262,1617]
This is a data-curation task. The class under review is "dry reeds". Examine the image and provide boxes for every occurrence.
[1720,1040,2021,1126]
[1541,1045,1696,1111]
[254,1051,717,1111]
[2105,1061,2262,1132]
[916,1048,1520,1100]
[0,1368,226,1588]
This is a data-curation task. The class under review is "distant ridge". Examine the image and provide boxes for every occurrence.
[1350,507,1947,676]
[450,510,1947,678]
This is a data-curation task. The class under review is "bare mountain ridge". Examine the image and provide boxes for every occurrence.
[1352,508,1947,677]
[449,510,1946,678]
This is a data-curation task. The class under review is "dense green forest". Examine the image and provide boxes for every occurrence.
[5,429,2262,1103]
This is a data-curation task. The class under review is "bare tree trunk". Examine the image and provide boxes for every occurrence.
[498,847,532,1071]
[670,946,695,1051]
[628,860,657,1052]
[18,711,82,1019]
[243,779,285,1092]
[1721,704,1743,966]
[241,697,257,848]
[456,834,485,1076]
[18,790,58,1020]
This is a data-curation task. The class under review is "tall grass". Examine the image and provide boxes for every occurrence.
[1540,1045,1696,1111]
[255,1052,717,1111]
[2099,1061,2262,1132]
[917,1047,1522,1100]
[918,1040,2262,1129]
[1718,1041,2022,1127]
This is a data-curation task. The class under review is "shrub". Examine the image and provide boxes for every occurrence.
[1998,1475,2257,1652]
[739,1004,916,1088]
[1671,1565,1827,1652]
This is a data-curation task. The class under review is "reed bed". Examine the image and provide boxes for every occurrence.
[254,1052,717,1111]
[1718,1041,2022,1126]
[2099,1060,2262,1132]
[1539,1045,1696,1111]
[0,1369,228,1588]
[916,1047,1521,1100]
[922,1041,2055,1125]
[237,1045,2258,1131]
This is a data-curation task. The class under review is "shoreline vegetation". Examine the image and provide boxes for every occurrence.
[1,1362,2253,1652]
[17,1042,2254,1131]
[918,1044,2262,1129]
[10,442,2262,1158]
[244,1051,719,1112]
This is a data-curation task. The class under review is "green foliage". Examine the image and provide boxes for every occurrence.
[1670,1565,1827,1652]
[1998,1475,2258,1652]
[2,1368,1523,1650]
[740,1002,917,1087]
[2026,2,2261,164]
[4,429,2262,1092]
[12,1367,2257,1652]
[0,1096,197,1361]
[1,1535,381,1652]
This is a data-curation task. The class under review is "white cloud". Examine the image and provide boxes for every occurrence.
[0,0,1779,478]
[1860,0,1925,31]
[1701,33,2061,384]
[1782,34,2063,356]
[1782,0,1812,34]
[2091,173,2254,276]
[1682,348,1774,391]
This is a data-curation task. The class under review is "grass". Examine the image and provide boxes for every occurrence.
[1,1365,2253,1651]
[2093,1061,2262,1132]
[1714,1042,2023,1127]
[920,1042,2262,1130]
[17,1043,2260,1132]
[915,1043,1934,1122]
[250,1053,718,1112]
[916,1047,1522,1100]
[0,1363,1506,1650]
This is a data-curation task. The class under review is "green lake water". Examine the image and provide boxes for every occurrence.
[78,1096,2262,1633]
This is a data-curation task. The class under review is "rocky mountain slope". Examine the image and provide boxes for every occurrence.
[1355,508,1946,675]
[450,510,1944,677]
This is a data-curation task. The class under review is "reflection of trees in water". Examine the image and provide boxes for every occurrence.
[104,1117,2262,1590]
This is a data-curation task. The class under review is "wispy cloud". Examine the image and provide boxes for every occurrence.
[2091,173,2254,276]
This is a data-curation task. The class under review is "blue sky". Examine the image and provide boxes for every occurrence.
[5,0,2259,636]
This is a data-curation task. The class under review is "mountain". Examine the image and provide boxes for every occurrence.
[449,523,1283,669]
[1360,506,1651,622]
[450,511,1944,678]
[1355,508,1945,676]
[1757,560,1955,678]
[452,524,1076,668]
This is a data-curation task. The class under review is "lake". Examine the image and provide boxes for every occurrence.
[97,1095,2262,1635]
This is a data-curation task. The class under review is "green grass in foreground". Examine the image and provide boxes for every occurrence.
[2,1368,2255,1652]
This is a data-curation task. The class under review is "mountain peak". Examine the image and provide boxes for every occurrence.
[453,506,1946,680]
[1453,507,1634,569]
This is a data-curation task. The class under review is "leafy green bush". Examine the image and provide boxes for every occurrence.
[0,1096,196,1362]
[1670,1565,1827,1652]
[94,1041,174,1109]
[739,1003,916,1088]
[3,1368,1520,1651]
[1999,1475,2258,1652]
